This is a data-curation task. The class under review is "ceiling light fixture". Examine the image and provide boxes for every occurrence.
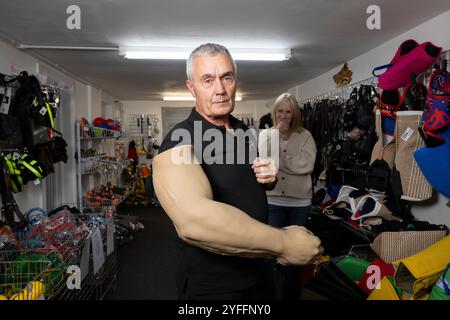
[163,96,242,101]
[120,46,291,61]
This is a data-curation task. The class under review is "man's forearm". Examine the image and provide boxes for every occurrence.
[176,198,285,258]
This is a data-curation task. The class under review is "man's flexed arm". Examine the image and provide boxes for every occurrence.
[153,145,322,265]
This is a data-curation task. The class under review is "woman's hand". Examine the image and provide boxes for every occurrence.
[275,120,290,135]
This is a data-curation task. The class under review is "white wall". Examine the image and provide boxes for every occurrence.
[0,38,109,213]
[122,99,272,145]
[288,10,450,227]
[294,10,450,101]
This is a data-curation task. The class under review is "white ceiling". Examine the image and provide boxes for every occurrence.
[0,0,448,100]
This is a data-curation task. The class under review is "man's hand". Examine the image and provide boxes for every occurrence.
[277,226,323,266]
[252,157,277,184]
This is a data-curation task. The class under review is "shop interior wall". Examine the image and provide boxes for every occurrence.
[121,99,272,146]
[0,38,111,212]
[288,10,450,227]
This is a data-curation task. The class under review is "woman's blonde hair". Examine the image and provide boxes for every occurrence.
[271,92,303,133]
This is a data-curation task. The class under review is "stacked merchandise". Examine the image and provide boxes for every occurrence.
[305,40,450,300]
[120,164,154,208]
[0,206,88,300]
[77,120,145,251]
[306,235,450,300]
[0,203,124,300]
[80,117,122,139]
[0,71,68,228]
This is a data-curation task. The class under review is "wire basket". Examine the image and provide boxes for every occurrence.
[0,239,84,300]
[347,244,379,261]
[83,187,132,212]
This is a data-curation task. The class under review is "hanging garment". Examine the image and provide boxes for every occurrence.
[370,110,396,170]
[402,81,428,111]
[422,67,450,144]
[394,111,433,201]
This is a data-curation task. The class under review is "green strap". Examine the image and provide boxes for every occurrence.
[10,179,19,193]
[45,101,55,128]
[4,157,14,173]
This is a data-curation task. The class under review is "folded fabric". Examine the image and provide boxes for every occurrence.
[336,185,359,204]
[394,235,450,298]
[374,40,442,90]
[414,130,450,199]
[336,256,371,282]
[360,259,396,295]
[429,263,450,300]
[371,230,448,263]
[306,261,368,300]
[367,276,401,300]
[350,195,382,220]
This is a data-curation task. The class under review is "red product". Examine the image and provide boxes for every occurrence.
[93,117,106,127]
[358,258,395,295]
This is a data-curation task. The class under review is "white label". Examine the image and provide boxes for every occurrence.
[39,106,48,116]
[401,127,414,142]
[33,179,41,185]
[0,87,12,114]
[91,228,105,275]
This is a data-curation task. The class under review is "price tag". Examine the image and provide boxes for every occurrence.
[106,217,115,256]
[80,237,91,282]
[401,127,414,142]
[91,227,105,275]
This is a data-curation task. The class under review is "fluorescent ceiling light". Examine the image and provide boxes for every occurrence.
[163,96,242,101]
[120,46,291,61]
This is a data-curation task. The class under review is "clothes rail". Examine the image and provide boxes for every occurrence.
[299,76,377,104]
[300,49,449,105]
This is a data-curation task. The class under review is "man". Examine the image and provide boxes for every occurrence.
[153,43,322,300]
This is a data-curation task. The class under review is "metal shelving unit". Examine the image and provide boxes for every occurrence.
[75,122,131,214]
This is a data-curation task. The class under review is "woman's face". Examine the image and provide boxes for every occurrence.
[275,100,294,127]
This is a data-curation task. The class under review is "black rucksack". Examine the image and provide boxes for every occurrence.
[10,71,56,129]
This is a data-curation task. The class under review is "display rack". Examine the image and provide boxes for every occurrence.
[76,122,132,214]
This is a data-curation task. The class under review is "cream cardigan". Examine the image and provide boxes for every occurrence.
[260,128,317,200]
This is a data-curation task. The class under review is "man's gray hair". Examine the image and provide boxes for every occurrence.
[186,43,237,80]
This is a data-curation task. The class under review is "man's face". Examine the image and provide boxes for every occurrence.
[186,53,236,118]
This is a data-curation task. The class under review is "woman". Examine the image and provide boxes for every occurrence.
[266,92,317,227]
[262,92,317,300]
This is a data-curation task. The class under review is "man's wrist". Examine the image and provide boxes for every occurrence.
[264,176,278,191]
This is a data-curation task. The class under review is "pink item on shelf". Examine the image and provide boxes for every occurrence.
[373,39,442,90]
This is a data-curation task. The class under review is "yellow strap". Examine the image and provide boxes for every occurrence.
[31,97,54,128]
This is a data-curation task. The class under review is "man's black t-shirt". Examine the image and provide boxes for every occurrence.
[158,108,270,295]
